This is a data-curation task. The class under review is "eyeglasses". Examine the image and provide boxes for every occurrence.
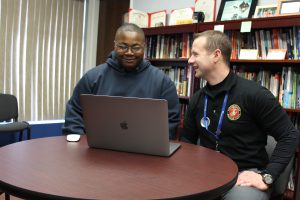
[114,42,144,53]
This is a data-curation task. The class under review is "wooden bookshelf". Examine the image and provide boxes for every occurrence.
[196,14,300,32]
[146,58,188,66]
[144,14,300,35]
[284,108,300,113]
[143,23,196,35]
[231,59,300,64]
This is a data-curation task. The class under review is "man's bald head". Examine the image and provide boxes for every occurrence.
[115,23,145,41]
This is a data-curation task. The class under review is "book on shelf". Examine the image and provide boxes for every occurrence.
[272,29,279,49]
[254,31,262,59]
[296,26,300,59]
[297,74,300,109]
[259,30,267,59]
[283,67,293,109]
[270,73,280,99]
[279,67,287,106]
[128,9,167,28]
[194,0,216,22]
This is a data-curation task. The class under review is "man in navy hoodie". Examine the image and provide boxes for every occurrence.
[62,23,180,139]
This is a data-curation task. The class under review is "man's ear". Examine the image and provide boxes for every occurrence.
[213,49,222,63]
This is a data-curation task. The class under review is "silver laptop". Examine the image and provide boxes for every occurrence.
[80,94,181,156]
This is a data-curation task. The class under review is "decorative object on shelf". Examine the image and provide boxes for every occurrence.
[240,21,252,32]
[128,9,167,28]
[276,0,300,16]
[214,24,225,32]
[217,0,258,21]
[253,4,278,18]
[194,0,216,22]
[193,11,205,23]
[266,49,287,60]
[169,7,194,25]
[239,49,258,59]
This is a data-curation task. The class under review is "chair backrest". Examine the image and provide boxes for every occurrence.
[0,93,19,122]
[266,136,294,199]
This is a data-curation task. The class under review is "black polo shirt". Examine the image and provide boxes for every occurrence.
[181,71,299,179]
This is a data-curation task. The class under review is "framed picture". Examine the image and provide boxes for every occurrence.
[276,0,300,16]
[253,4,278,18]
[217,0,258,21]
[195,0,216,22]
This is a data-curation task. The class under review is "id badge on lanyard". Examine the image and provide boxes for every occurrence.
[200,93,228,152]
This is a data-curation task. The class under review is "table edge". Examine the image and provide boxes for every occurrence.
[1,174,238,200]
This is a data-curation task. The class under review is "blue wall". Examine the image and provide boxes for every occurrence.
[0,121,64,146]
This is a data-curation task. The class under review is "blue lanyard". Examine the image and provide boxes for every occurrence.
[203,93,228,140]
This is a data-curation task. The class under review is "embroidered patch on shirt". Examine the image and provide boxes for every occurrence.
[227,104,241,120]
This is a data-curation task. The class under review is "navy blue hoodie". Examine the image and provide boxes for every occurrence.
[62,52,180,139]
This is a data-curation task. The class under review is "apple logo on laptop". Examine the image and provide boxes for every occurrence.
[120,121,128,130]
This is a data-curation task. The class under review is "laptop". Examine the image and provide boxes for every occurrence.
[80,94,181,156]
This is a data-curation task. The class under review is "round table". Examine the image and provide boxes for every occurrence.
[0,136,238,200]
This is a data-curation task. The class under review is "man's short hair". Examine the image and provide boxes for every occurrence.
[194,30,232,66]
[115,23,145,40]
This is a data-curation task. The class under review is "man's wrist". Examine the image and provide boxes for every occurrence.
[258,170,274,187]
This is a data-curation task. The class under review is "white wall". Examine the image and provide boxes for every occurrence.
[130,0,278,16]
[84,0,100,72]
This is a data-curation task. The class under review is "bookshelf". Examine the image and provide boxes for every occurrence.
[144,15,300,35]
[144,14,300,107]
[143,14,300,200]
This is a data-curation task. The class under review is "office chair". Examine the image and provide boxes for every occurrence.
[266,136,295,200]
[0,93,31,141]
[0,93,31,200]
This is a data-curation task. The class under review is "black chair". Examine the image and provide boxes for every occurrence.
[0,93,31,200]
[0,191,9,200]
[266,136,295,200]
[0,93,31,142]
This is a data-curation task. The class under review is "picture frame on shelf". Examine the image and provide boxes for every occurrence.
[149,10,167,27]
[169,7,194,25]
[253,4,278,18]
[276,0,300,16]
[194,0,216,22]
[217,0,258,21]
[128,9,149,28]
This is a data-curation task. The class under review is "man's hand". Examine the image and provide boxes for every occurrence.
[235,170,269,191]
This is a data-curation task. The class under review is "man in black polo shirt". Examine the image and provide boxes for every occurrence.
[180,30,299,200]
